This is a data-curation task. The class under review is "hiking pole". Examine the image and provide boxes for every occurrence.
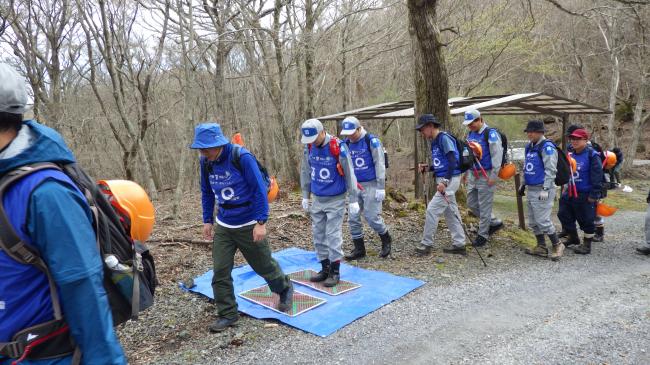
[441,191,488,267]
[421,168,429,204]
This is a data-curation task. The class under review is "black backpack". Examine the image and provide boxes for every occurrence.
[0,163,157,361]
[482,128,509,165]
[532,141,571,186]
[440,132,474,173]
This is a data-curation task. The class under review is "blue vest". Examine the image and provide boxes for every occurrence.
[431,133,461,177]
[0,169,78,343]
[309,141,347,197]
[571,148,597,193]
[524,141,553,186]
[205,146,256,221]
[467,128,493,170]
[346,134,377,182]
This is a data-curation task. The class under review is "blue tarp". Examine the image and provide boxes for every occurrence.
[181,247,425,337]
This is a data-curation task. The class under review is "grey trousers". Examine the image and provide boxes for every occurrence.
[349,180,388,239]
[526,185,556,236]
[310,195,346,262]
[645,204,650,249]
[421,175,466,248]
[466,172,499,238]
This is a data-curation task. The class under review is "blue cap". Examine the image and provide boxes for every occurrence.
[463,109,480,125]
[415,114,440,130]
[340,116,360,136]
[190,123,229,149]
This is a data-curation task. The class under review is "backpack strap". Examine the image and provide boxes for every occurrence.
[231,145,243,171]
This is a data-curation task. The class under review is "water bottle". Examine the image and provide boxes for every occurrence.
[104,255,130,271]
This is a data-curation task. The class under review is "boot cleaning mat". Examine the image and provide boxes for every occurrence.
[238,284,326,317]
[288,269,361,295]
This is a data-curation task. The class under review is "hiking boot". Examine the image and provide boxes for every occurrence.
[636,246,650,255]
[379,232,392,258]
[323,261,340,287]
[415,243,432,256]
[562,231,580,247]
[526,234,548,257]
[550,243,565,261]
[442,245,467,256]
[547,232,560,247]
[593,226,604,243]
[488,221,504,235]
[472,235,488,247]
[208,316,239,332]
[345,237,366,260]
[573,236,592,255]
[277,282,294,312]
[310,259,330,282]
[525,245,548,257]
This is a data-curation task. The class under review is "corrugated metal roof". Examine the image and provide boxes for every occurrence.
[315,93,611,121]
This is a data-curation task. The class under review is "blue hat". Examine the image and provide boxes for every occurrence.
[463,109,480,125]
[190,123,229,149]
[301,118,324,144]
[415,114,440,130]
[340,116,360,136]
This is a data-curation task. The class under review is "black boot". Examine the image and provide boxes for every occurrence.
[562,230,580,247]
[573,235,592,255]
[323,260,340,287]
[593,226,604,242]
[310,259,330,282]
[525,234,548,257]
[277,281,294,312]
[379,232,392,258]
[345,238,366,260]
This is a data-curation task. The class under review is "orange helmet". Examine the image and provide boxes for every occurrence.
[468,141,483,160]
[596,202,617,217]
[603,151,617,169]
[267,176,279,203]
[498,162,516,180]
[98,180,155,241]
[231,132,244,146]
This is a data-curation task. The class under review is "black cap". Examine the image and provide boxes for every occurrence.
[566,124,584,136]
[524,119,545,133]
[415,114,441,130]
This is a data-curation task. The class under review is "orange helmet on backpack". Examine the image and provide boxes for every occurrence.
[596,202,617,217]
[602,151,617,169]
[468,141,483,160]
[98,180,155,242]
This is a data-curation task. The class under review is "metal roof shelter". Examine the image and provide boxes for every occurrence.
[316,93,611,230]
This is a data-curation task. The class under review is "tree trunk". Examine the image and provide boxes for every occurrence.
[304,0,316,118]
[623,74,649,172]
[605,54,620,149]
[407,0,449,199]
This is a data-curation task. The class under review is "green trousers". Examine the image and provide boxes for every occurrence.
[212,223,289,319]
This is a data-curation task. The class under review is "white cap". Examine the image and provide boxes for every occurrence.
[0,63,28,115]
[301,118,323,144]
[463,109,480,125]
[340,116,360,136]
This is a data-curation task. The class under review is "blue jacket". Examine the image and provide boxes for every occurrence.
[570,146,603,199]
[0,121,126,365]
[200,143,269,226]
[430,132,460,178]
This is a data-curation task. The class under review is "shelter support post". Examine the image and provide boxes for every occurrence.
[514,173,526,230]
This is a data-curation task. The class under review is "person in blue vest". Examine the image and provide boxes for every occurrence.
[517,120,563,260]
[193,123,293,332]
[610,147,623,186]
[300,118,359,287]
[638,189,650,256]
[414,114,466,256]
[0,64,126,364]
[557,128,604,255]
[463,109,504,247]
[339,116,391,260]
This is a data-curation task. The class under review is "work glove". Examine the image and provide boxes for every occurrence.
[302,198,310,212]
[375,189,386,202]
[517,184,526,197]
[539,189,549,201]
[349,202,360,215]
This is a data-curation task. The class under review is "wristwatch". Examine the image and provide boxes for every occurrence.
[257,220,266,225]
